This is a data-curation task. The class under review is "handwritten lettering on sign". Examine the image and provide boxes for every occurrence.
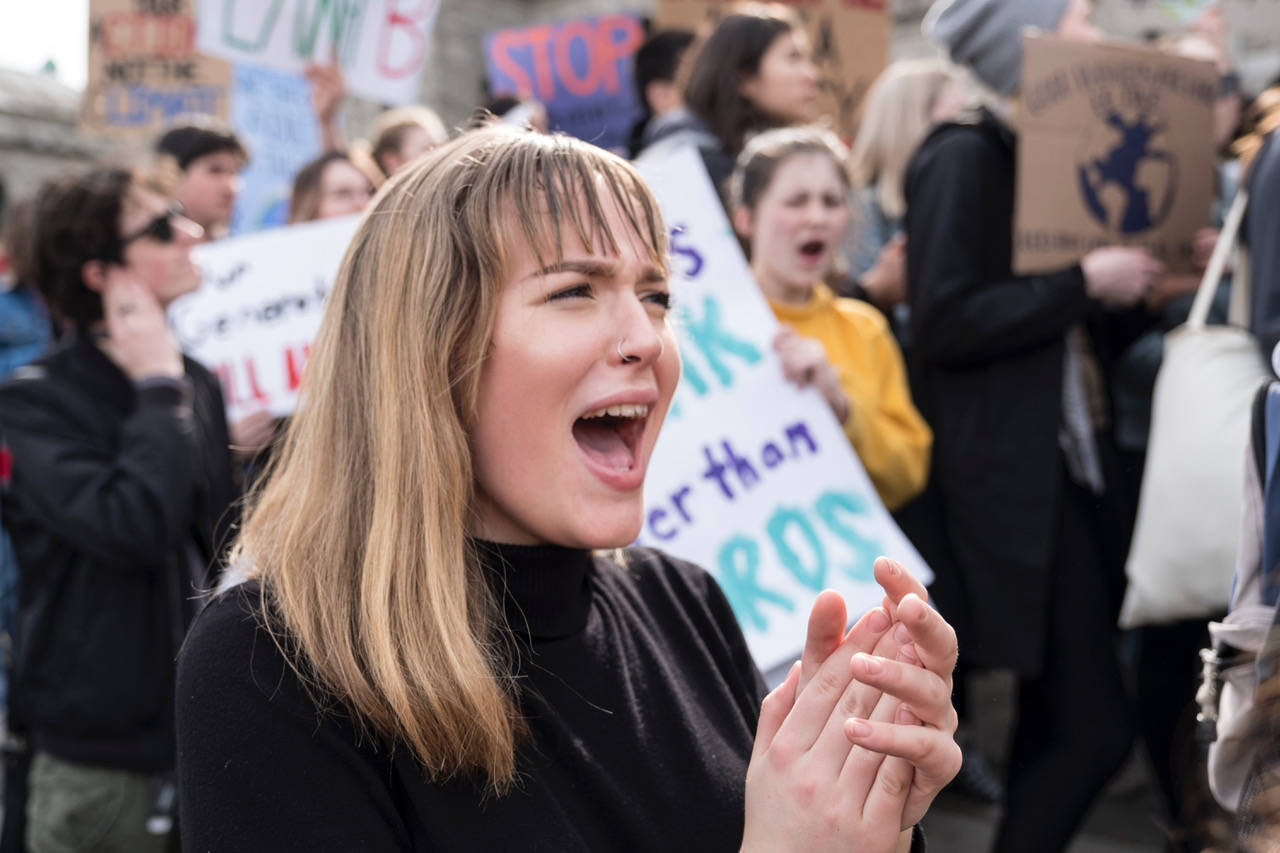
[82,0,231,135]
[636,146,928,673]
[1014,34,1216,274]
[196,0,439,106]
[170,215,359,421]
[484,13,646,153]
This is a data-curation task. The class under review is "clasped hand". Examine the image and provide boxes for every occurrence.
[741,558,961,853]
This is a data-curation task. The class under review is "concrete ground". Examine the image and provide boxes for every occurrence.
[919,671,1173,853]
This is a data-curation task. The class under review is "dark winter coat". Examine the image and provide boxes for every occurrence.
[0,335,237,771]
[904,110,1122,675]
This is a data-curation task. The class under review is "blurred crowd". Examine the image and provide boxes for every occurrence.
[2,0,1280,850]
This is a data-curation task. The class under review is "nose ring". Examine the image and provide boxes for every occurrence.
[617,339,639,364]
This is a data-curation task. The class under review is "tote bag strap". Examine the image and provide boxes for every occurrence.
[1190,188,1250,331]
[1229,245,1253,328]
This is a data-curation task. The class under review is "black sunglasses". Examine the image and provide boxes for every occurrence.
[117,203,185,249]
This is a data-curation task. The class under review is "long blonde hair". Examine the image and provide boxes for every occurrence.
[849,59,966,219]
[233,126,667,793]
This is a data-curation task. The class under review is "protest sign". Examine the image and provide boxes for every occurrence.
[195,0,439,106]
[635,145,930,675]
[483,13,646,154]
[82,0,231,136]
[1014,34,1217,275]
[170,216,358,421]
[654,0,889,140]
[229,64,322,235]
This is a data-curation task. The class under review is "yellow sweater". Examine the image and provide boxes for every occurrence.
[769,285,932,511]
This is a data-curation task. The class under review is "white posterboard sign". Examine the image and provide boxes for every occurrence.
[635,147,931,675]
[196,0,439,105]
[170,215,359,421]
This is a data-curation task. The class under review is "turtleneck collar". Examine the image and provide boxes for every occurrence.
[768,282,836,321]
[474,540,595,640]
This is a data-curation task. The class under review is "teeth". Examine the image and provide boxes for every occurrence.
[581,403,650,420]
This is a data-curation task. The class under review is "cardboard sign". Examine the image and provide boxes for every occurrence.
[229,64,322,235]
[636,145,930,675]
[483,12,646,154]
[1014,34,1217,275]
[654,0,889,140]
[170,216,359,421]
[81,0,231,135]
[195,0,439,106]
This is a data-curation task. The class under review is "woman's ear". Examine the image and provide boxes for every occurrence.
[81,260,109,293]
[731,205,754,240]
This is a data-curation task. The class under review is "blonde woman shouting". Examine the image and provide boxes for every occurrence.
[176,127,960,852]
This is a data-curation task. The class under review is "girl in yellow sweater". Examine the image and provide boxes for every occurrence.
[729,126,932,510]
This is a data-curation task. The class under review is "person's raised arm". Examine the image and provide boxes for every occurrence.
[307,63,347,153]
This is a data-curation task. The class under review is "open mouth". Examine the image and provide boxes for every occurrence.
[572,403,650,474]
[799,239,827,262]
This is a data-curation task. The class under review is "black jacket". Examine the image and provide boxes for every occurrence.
[0,335,237,771]
[904,111,1104,675]
[1246,130,1280,365]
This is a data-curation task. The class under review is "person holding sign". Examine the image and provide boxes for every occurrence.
[175,126,961,851]
[729,127,933,512]
[913,1,1165,850]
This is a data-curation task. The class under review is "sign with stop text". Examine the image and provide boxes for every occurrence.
[1014,34,1217,275]
[636,145,930,676]
[195,0,439,105]
[82,0,231,136]
[655,0,889,140]
[483,12,646,154]
[170,215,359,422]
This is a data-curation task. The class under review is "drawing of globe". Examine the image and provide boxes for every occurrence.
[1075,111,1177,235]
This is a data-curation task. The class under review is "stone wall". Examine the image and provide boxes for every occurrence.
[0,68,120,203]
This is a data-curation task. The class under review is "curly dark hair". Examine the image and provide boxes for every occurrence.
[31,168,136,329]
[682,9,799,158]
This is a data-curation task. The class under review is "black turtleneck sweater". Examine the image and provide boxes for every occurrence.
[175,545,769,851]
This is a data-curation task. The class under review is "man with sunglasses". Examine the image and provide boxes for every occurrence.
[0,168,238,852]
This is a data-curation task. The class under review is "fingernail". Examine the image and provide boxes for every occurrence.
[855,653,882,675]
[899,643,919,664]
[894,623,911,644]
[867,607,890,634]
[897,705,919,725]
[847,719,872,738]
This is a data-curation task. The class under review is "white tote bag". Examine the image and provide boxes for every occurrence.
[1121,191,1273,628]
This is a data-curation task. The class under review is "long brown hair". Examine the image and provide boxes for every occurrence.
[682,7,801,157]
[233,126,667,793]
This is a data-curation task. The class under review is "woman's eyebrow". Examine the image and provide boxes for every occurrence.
[525,258,617,280]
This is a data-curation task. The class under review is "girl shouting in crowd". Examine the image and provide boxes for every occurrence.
[731,127,932,512]
[176,127,960,851]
